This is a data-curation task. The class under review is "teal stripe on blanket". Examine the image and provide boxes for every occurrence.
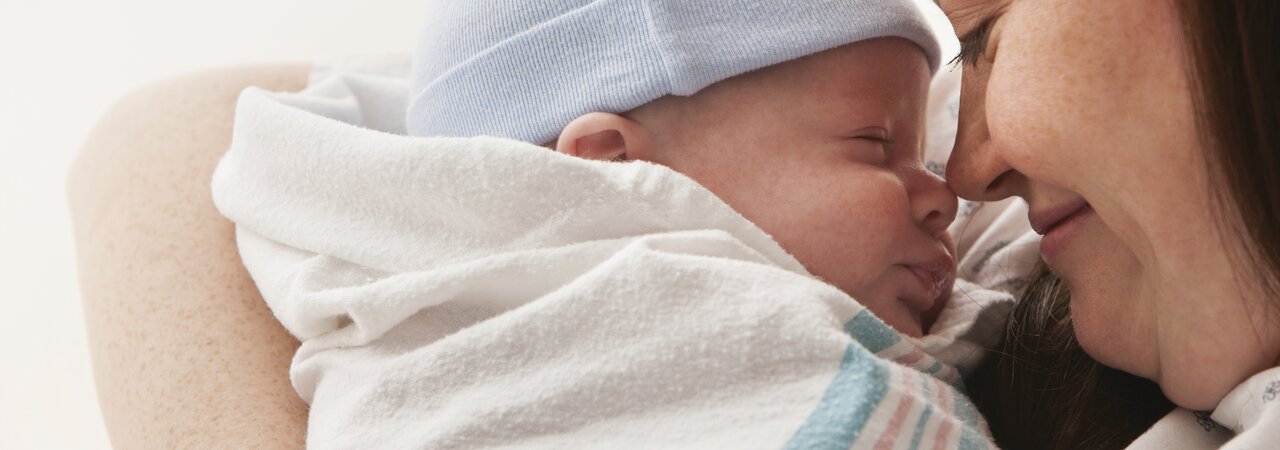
[790,311,993,450]
[783,343,888,450]
[956,393,991,450]
[844,310,900,353]
[960,428,989,450]
[908,371,934,450]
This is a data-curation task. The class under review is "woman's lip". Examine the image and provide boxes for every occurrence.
[1029,199,1090,235]
[1039,205,1094,264]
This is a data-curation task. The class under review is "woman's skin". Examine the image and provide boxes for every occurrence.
[68,64,311,448]
[939,0,1280,410]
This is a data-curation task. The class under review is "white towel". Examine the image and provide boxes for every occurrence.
[211,54,1037,449]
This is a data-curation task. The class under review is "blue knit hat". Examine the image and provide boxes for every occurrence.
[407,0,941,144]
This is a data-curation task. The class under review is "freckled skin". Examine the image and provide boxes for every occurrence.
[940,0,1280,409]
[632,39,958,337]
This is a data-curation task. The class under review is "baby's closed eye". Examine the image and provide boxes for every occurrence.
[843,127,892,164]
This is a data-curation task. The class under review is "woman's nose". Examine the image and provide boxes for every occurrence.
[945,69,1021,202]
[912,168,959,237]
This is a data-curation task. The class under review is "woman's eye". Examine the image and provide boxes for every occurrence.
[951,17,997,68]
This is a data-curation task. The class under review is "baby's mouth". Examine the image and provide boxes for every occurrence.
[903,259,955,313]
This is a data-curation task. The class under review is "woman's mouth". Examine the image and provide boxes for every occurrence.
[1032,201,1094,265]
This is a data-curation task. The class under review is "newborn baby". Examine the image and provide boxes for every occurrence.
[409,0,954,337]
[212,0,1015,446]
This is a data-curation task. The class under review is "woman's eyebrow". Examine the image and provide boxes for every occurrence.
[939,0,1003,37]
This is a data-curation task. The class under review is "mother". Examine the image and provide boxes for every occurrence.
[68,1,1276,449]
[939,0,1280,447]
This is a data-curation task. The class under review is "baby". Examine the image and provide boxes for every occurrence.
[407,0,955,337]
[208,1,1017,445]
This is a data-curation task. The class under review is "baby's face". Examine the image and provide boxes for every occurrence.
[639,38,957,337]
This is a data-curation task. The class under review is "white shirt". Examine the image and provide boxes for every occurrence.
[1129,366,1280,449]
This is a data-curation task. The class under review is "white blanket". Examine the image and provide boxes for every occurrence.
[212,54,1038,449]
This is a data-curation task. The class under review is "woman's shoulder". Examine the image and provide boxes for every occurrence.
[69,63,311,212]
[68,63,312,449]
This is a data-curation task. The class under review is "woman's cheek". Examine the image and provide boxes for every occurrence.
[983,1,1148,192]
[982,41,1079,189]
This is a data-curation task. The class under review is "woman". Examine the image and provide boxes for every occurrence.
[70,1,1276,448]
[937,0,1280,448]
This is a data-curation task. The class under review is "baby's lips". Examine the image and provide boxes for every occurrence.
[908,259,954,334]
[902,264,944,311]
[909,252,955,305]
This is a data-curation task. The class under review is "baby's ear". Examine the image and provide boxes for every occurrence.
[555,112,654,162]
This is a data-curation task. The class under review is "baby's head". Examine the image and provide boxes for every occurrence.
[408,0,956,337]
[557,39,958,337]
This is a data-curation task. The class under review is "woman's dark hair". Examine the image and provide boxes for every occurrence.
[966,264,1174,450]
[967,1,1280,449]
[1185,0,1280,303]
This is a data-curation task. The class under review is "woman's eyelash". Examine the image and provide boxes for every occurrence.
[950,19,995,67]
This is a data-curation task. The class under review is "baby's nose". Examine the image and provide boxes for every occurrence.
[911,168,959,236]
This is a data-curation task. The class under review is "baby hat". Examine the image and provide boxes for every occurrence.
[407,0,941,144]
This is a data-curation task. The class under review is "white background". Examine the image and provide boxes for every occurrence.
[1,1,424,447]
[0,1,953,448]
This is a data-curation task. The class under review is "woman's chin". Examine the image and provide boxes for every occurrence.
[1045,216,1158,377]
[1063,275,1159,382]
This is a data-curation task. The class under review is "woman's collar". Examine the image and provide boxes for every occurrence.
[1210,365,1280,434]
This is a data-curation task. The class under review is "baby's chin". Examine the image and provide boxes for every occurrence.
[840,286,936,338]
[879,306,926,338]
[890,288,954,338]
[884,289,952,338]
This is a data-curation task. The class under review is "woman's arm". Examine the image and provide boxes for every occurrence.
[68,64,311,449]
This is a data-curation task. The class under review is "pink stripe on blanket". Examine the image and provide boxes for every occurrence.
[873,371,916,450]
[938,365,960,384]
[894,348,926,366]
[930,376,955,450]
[931,420,953,450]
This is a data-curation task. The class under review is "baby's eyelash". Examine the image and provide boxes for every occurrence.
[950,18,995,68]
[862,136,893,157]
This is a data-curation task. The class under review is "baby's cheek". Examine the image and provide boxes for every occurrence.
[815,183,912,284]
[843,175,915,237]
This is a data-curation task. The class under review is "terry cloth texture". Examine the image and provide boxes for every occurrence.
[407,0,942,144]
[209,54,1043,449]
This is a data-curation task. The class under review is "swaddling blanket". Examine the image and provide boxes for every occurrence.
[211,67,999,449]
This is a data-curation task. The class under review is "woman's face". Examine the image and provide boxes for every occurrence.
[940,0,1280,409]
